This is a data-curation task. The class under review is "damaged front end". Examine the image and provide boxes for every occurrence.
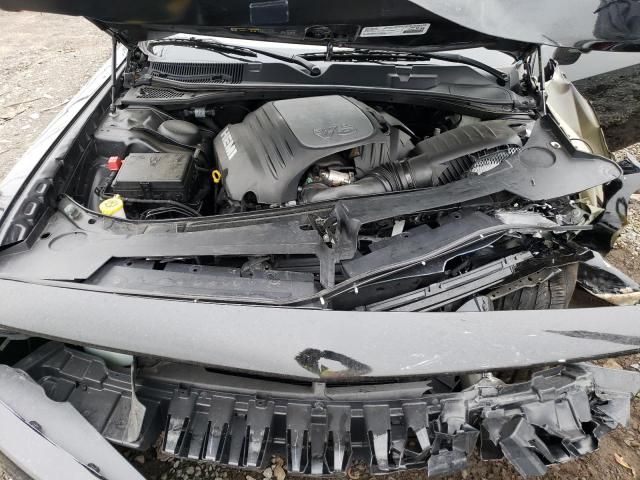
[2,343,640,478]
[1,64,640,479]
[1,1,640,478]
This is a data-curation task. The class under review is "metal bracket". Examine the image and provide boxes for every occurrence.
[487,266,562,301]
[325,41,333,62]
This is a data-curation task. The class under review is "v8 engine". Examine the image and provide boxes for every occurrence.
[213,95,414,204]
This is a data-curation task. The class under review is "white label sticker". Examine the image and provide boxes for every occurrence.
[360,23,430,38]
[220,127,238,160]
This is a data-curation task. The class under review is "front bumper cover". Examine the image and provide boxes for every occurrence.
[0,363,144,480]
[2,278,640,380]
[14,343,640,478]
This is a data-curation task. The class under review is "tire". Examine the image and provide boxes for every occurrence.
[493,263,579,310]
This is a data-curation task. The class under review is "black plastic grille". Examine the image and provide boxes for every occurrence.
[470,144,521,175]
[150,62,245,84]
[136,87,186,99]
[435,144,521,186]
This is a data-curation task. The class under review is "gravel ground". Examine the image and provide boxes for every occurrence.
[574,65,640,151]
[1,10,640,480]
[0,11,110,180]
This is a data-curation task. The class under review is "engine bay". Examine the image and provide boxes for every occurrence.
[0,82,631,310]
[75,94,530,220]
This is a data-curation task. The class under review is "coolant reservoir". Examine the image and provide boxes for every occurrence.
[99,194,126,218]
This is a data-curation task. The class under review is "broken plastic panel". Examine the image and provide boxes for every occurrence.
[14,342,640,478]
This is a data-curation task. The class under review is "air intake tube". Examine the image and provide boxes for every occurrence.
[300,120,523,204]
[301,156,441,203]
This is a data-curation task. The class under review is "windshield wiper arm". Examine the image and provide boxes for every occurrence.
[301,49,509,85]
[239,44,321,77]
[151,38,321,76]
[422,52,510,86]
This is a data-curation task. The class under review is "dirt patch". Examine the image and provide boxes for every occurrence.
[574,64,640,151]
[607,201,640,280]
[0,11,110,180]
[0,10,639,480]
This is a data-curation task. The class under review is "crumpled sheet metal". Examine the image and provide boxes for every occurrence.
[593,290,640,306]
[579,250,640,306]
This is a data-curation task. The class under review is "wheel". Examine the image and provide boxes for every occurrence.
[493,264,578,310]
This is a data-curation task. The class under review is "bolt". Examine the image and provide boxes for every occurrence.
[63,204,81,220]
[550,141,561,149]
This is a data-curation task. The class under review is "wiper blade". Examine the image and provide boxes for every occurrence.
[150,38,258,58]
[301,49,509,85]
[151,38,321,76]
[425,52,510,85]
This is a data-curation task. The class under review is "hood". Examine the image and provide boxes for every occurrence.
[1,0,640,53]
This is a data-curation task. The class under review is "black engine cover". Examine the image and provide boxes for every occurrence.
[214,95,408,204]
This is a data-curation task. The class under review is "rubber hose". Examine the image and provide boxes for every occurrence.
[301,153,437,203]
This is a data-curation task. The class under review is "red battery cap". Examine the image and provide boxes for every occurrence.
[107,155,124,171]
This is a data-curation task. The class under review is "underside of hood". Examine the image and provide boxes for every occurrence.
[1,0,639,53]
